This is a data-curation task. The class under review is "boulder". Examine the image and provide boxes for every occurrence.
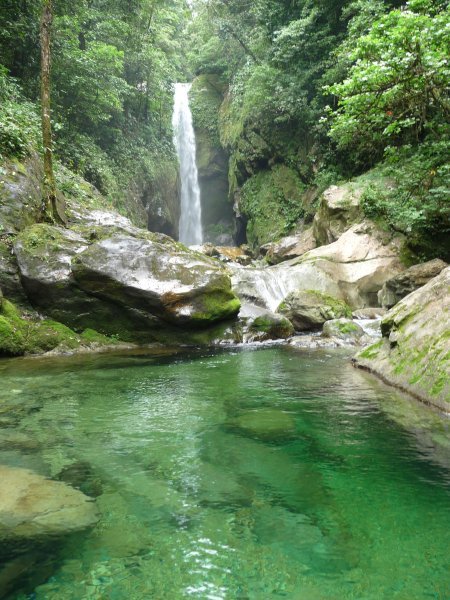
[352,308,387,319]
[322,319,365,341]
[300,222,405,307]
[355,267,450,412]
[278,290,352,331]
[227,409,297,442]
[264,228,317,265]
[313,184,363,245]
[0,465,99,551]
[72,234,240,326]
[378,258,447,308]
[239,303,294,343]
[14,223,240,342]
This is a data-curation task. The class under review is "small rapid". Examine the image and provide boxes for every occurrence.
[172,83,203,245]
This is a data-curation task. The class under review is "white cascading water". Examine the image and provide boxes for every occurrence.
[172,83,203,245]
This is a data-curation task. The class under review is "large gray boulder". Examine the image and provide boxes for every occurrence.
[355,267,450,412]
[378,258,447,308]
[278,290,352,331]
[14,222,240,342]
[263,228,317,265]
[0,466,99,551]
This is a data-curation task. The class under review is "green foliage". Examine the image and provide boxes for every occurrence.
[326,5,450,168]
[240,165,306,247]
[0,67,41,159]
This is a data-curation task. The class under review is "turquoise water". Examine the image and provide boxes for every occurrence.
[0,346,449,599]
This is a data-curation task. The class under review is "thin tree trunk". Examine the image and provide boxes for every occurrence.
[40,0,64,224]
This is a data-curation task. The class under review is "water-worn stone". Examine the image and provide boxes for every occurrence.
[278,290,352,331]
[264,229,317,265]
[378,258,447,308]
[239,303,294,342]
[0,465,99,548]
[322,319,365,341]
[313,184,363,245]
[227,409,297,442]
[14,222,240,342]
[355,267,450,412]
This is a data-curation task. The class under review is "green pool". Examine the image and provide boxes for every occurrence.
[1,346,449,599]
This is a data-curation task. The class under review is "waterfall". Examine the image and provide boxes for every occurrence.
[172,83,203,246]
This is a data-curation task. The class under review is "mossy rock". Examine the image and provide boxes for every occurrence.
[322,319,365,340]
[239,165,307,248]
[227,409,297,443]
[278,290,352,331]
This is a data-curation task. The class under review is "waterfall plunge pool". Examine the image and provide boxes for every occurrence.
[1,346,449,599]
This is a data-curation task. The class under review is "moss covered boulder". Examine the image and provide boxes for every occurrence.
[14,221,240,342]
[322,318,365,341]
[277,290,352,331]
[239,303,294,343]
[355,267,450,412]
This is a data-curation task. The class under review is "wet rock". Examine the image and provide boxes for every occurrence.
[378,259,447,308]
[322,319,365,341]
[355,267,450,412]
[0,465,99,550]
[313,184,364,245]
[73,234,240,326]
[278,290,352,331]
[227,409,297,442]
[239,304,294,342]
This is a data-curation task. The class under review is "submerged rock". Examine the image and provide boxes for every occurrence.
[0,465,99,551]
[227,409,297,442]
[378,258,447,308]
[355,267,450,412]
[277,290,352,331]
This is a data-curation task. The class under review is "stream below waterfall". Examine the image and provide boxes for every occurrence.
[1,346,449,599]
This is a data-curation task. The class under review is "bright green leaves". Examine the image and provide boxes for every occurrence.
[326,6,450,166]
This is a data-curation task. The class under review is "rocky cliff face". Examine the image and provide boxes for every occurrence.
[355,267,450,412]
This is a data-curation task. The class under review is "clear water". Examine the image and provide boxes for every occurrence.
[1,347,449,599]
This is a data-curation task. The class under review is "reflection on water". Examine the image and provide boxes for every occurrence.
[0,347,449,599]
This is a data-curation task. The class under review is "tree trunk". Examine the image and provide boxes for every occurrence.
[40,0,65,224]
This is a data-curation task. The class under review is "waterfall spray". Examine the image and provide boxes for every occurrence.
[172,83,203,245]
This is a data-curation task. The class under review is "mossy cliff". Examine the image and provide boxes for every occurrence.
[189,75,235,244]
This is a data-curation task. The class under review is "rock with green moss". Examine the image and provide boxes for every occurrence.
[322,318,365,341]
[190,75,234,244]
[277,290,352,331]
[355,267,450,412]
[239,166,307,248]
[239,303,294,343]
[0,296,120,357]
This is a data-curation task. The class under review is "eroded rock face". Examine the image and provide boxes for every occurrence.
[313,184,363,245]
[14,222,240,342]
[355,267,450,412]
[378,259,447,308]
[263,229,317,265]
[0,466,99,550]
[278,290,352,331]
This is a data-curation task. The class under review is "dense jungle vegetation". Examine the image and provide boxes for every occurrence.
[0,0,448,256]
